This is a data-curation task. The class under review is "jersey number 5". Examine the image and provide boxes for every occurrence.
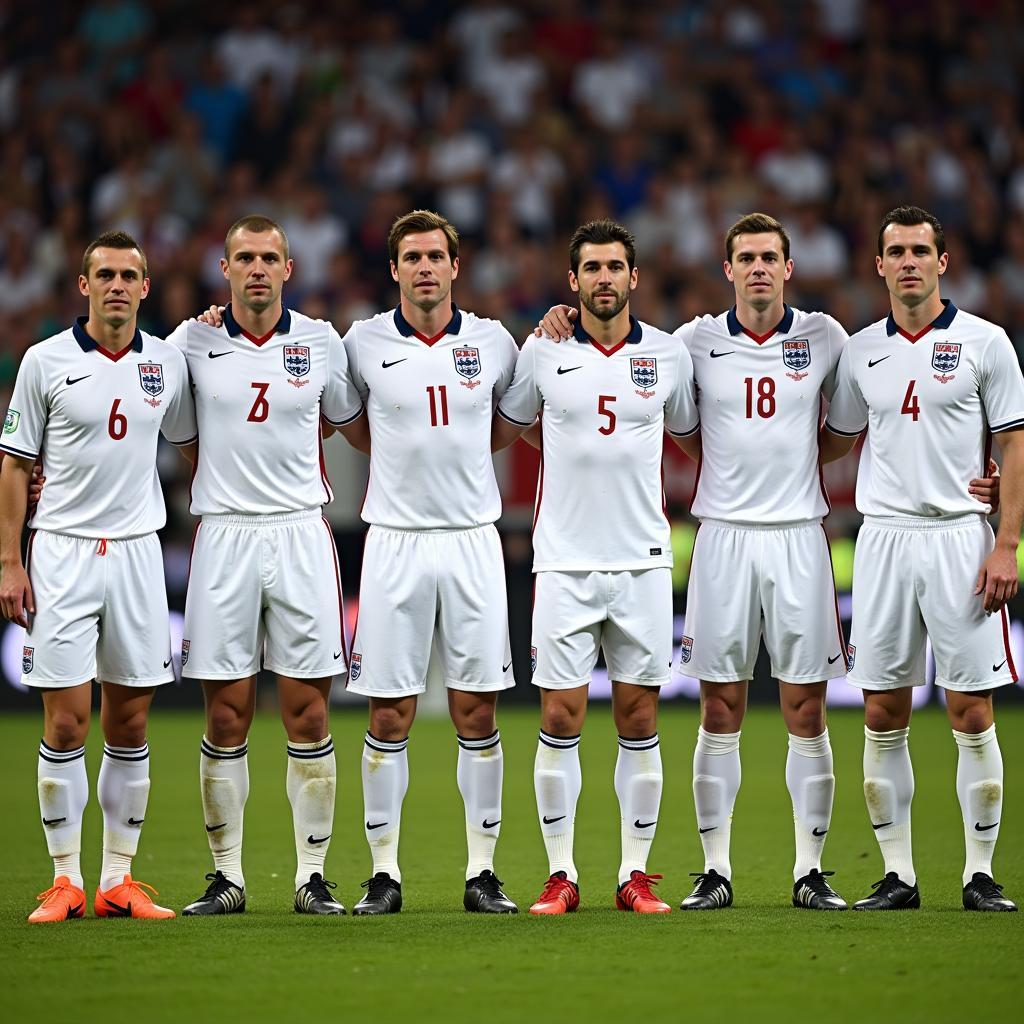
[598,394,617,435]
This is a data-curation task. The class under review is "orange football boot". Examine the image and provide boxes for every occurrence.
[615,871,671,913]
[528,871,580,915]
[95,874,175,919]
[28,876,87,923]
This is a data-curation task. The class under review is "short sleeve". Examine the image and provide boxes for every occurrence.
[980,329,1024,433]
[341,323,369,403]
[321,325,364,426]
[1,348,47,460]
[164,320,190,357]
[821,316,850,402]
[160,349,198,444]
[665,340,699,436]
[491,326,520,403]
[823,344,867,435]
[496,337,541,426]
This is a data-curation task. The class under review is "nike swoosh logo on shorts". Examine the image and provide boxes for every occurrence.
[502,661,513,672]
[993,660,1007,672]
[828,653,843,664]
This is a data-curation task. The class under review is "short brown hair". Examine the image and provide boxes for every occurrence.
[725,212,790,262]
[387,210,459,265]
[568,219,637,273]
[224,214,290,260]
[81,231,148,278]
[877,205,946,258]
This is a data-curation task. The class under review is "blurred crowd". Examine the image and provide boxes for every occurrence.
[3,0,1024,536]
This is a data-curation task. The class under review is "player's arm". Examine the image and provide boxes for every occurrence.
[178,440,198,464]
[976,428,1024,613]
[0,454,35,626]
[492,411,531,452]
[668,430,701,462]
[819,424,859,463]
[332,409,371,455]
[969,458,1000,513]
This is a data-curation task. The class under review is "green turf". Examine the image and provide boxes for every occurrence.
[1,705,1020,1022]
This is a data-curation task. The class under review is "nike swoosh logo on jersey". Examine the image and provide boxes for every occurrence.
[993,660,1007,672]
[868,356,891,367]
[208,350,234,359]
[308,834,331,844]
[382,358,408,368]
[974,821,999,832]
[206,822,227,832]
[557,366,582,374]
[482,818,501,829]
[65,374,91,386]
[827,653,843,664]
[542,815,566,825]
[709,350,734,358]
[634,819,657,829]
[812,826,828,836]
[366,821,388,830]
[42,816,67,826]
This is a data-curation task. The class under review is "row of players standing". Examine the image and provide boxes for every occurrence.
[0,207,1019,923]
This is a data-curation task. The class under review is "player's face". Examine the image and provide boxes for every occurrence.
[569,242,637,321]
[390,230,459,312]
[78,247,150,328]
[221,229,293,313]
[876,223,948,309]
[724,232,793,311]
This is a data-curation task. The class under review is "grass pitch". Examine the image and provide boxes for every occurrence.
[1,704,1020,1023]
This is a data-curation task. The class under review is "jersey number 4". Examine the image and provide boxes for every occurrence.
[901,380,920,421]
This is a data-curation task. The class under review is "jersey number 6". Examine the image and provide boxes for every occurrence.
[107,398,127,440]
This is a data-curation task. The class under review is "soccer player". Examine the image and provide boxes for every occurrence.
[822,206,1023,912]
[0,231,197,922]
[538,212,1000,911]
[341,209,518,915]
[172,215,367,916]
[494,219,700,914]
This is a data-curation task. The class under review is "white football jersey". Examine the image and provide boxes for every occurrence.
[678,305,847,524]
[825,301,1024,518]
[168,306,363,516]
[1,319,196,538]
[343,305,518,529]
[498,316,699,571]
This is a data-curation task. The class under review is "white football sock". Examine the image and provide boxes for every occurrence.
[38,740,88,889]
[614,734,663,885]
[693,727,741,880]
[200,736,249,888]
[98,742,151,891]
[786,730,835,881]
[953,724,1003,885]
[457,731,503,880]
[863,726,915,885]
[286,735,336,890]
[362,732,408,883]
[535,731,581,884]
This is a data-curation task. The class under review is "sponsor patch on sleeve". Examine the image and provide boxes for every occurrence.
[4,409,20,434]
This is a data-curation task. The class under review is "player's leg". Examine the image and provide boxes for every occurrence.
[945,689,1015,910]
[30,683,91,922]
[277,673,344,914]
[180,519,262,915]
[449,689,516,913]
[531,684,588,914]
[353,695,416,915]
[434,525,516,913]
[778,682,845,909]
[92,532,176,918]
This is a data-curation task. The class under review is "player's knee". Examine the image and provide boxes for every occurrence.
[540,700,582,737]
[207,699,250,746]
[286,701,329,743]
[701,695,741,733]
[105,706,148,748]
[786,696,826,736]
[863,701,900,733]
[369,705,411,742]
[453,700,496,739]
[949,702,992,736]
[45,708,88,750]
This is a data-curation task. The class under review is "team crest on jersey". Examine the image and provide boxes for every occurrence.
[22,646,33,673]
[846,644,856,671]
[453,348,481,389]
[932,342,960,375]
[350,653,362,681]
[138,364,164,398]
[4,409,20,434]
[680,635,693,664]
[284,346,311,381]
[783,339,811,371]
[530,646,537,674]
[181,639,190,667]
[630,357,657,389]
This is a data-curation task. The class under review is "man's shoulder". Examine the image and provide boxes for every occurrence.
[789,307,843,338]
[847,317,888,344]
[458,310,515,346]
[29,327,77,357]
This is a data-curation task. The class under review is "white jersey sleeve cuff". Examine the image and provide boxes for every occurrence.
[323,406,365,427]
[823,421,864,437]
[0,441,39,460]
[167,433,199,447]
[497,406,533,427]
[990,415,1024,433]
[667,420,700,437]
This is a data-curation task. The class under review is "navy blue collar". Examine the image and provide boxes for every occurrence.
[886,299,958,337]
[393,302,462,338]
[727,304,794,337]
[223,303,292,337]
[73,316,143,353]
[572,313,643,345]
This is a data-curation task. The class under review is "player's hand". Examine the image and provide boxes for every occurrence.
[969,458,1000,513]
[27,460,44,512]
[534,305,576,341]
[196,304,226,328]
[0,563,34,627]
[975,544,1019,614]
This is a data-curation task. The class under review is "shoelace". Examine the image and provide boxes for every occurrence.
[202,871,236,897]
[804,871,838,892]
[112,878,161,902]
[688,872,722,894]
[36,881,75,903]
[361,875,395,897]
[538,873,573,902]
[971,876,1004,898]
[626,872,664,898]
[475,873,506,895]
[306,875,339,899]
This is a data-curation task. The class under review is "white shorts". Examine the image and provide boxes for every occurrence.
[181,510,346,680]
[679,519,847,684]
[23,530,174,689]
[532,568,672,689]
[848,514,1017,693]
[347,524,513,698]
